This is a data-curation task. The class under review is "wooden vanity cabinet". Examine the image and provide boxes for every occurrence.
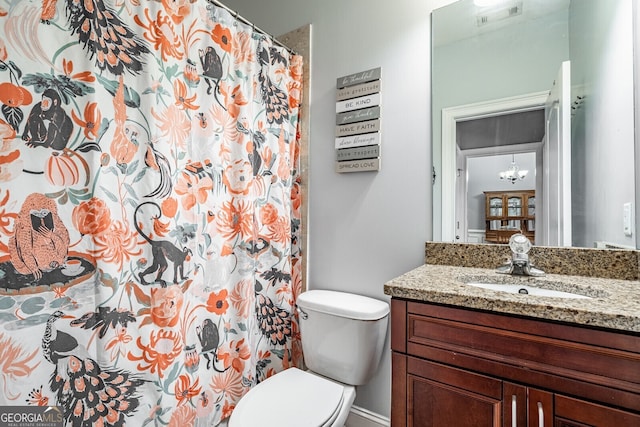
[390,299,640,427]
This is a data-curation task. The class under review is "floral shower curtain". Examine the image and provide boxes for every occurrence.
[0,0,303,425]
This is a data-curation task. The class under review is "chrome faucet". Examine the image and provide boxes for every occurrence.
[496,233,545,277]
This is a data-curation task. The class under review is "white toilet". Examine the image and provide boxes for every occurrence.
[229,289,390,427]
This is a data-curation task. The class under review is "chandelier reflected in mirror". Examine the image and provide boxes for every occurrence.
[499,154,528,184]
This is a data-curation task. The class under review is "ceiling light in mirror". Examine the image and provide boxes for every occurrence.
[499,154,528,184]
[475,1,522,26]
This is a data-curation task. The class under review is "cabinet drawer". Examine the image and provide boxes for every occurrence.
[405,302,640,412]
[407,356,502,400]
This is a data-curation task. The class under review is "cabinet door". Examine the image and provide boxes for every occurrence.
[503,383,527,427]
[507,196,523,217]
[408,376,501,426]
[407,357,502,427]
[488,196,504,218]
[554,395,640,427]
[526,196,535,218]
[528,388,553,427]
[503,384,553,427]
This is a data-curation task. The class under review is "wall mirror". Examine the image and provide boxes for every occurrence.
[431,0,638,249]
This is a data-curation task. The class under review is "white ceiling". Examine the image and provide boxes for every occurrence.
[433,0,570,47]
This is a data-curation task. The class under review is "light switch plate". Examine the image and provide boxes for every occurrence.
[623,202,633,236]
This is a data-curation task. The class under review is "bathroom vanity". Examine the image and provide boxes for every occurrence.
[385,244,640,427]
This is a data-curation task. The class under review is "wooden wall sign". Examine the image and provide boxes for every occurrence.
[336,106,380,125]
[335,119,380,137]
[336,67,381,89]
[335,158,380,173]
[336,80,381,101]
[335,67,381,173]
[335,93,381,113]
[336,145,380,162]
[335,132,380,150]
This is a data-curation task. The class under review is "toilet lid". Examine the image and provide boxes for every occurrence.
[229,368,344,427]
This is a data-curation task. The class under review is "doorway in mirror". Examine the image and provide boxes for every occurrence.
[442,70,573,248]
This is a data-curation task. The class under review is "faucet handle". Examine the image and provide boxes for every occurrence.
[509,233,532,254]
[496,233,545,276]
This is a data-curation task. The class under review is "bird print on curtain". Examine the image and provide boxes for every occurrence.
[43,311,145,426]
[0,0,303,425]
[258,46,290,125]
[64,0,150,76]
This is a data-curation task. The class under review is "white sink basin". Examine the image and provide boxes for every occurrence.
[465,282,592,299]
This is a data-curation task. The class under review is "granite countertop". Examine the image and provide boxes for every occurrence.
[384,264,640,333]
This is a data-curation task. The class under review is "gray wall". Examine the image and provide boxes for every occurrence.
[223,0,452,418]
[570,0,635,248]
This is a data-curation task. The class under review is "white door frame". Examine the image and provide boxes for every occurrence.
[457,143,543,243]
[440,91,549,242]
[543,61,572,246]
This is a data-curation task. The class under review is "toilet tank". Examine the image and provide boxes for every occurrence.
[296,290,389,386]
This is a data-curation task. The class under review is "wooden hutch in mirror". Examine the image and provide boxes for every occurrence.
[484,190,535,243]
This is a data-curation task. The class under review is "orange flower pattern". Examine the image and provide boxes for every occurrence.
[216,198,253,242]
[174,170,213,210]
[88,220,142,269]
[230,279,254,318]
[152,104,191,149]
[218,338,251,373]
[174,374,202,406]
[0,2,302,425]
[128,329,183,378]
[72,197,112,236]
[0,332,40,400]
[173,79,199,111]
[105,327,133,362]
[206,289,229,315]
[161,0,191,25]
[71,102,102,140]
[211,24,233,53]
[222,159,253,195]
[168,405,196,427]
[210,366,245,401]
[135,9,183,62]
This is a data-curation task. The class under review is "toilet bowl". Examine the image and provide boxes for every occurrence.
[229,367,356,427]
[228,290,389,427]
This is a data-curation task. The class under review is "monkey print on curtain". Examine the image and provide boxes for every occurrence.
[0,0,303,425]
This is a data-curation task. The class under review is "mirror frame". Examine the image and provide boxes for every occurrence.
[634,0,640,249]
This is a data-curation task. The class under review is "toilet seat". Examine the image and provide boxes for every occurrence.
[229,368,346,427]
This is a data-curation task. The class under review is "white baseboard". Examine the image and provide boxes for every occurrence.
[346,405,390,427]
[467,228,486,243]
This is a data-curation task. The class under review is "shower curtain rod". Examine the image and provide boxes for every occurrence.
[206,0,298,55]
